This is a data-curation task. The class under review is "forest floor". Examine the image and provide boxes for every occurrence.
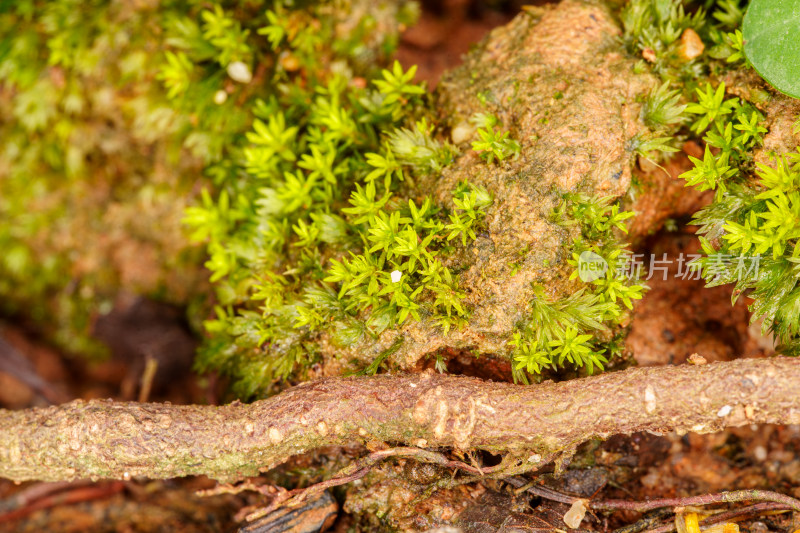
[0,1,798,532]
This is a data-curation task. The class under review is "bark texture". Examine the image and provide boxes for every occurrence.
[1,357,799,483]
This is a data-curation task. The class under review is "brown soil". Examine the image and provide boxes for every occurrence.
[1,1,798,532]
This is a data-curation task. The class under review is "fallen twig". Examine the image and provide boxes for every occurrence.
[591,490,800,514]
[0,481,124,524]
[639,503,791,533]
[1,358,799,483]
[507,479,800,533]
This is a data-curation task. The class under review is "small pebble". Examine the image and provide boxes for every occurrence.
[563,499,587,529]
[227,61,252,84]
[753,445,768,462]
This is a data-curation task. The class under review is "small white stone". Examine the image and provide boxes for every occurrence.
[391,270,402,283]
[451,122,475,144]
[563,499,587,529]
[123,472,131,481]
[753,445,767,462]
[527,453,542,463]
[213,90,228,105]
[227,61,252,84]
[717,405,733,417]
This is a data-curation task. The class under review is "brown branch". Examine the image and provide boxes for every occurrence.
[1,357,799,483]
[507,479,800,529]
[640,503,791,533]
[0,482,124,525]
[591,490,800,514]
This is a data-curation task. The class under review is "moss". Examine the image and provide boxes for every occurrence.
[8,0,796,397]
[0,1,208,357]
[178,0,667,394]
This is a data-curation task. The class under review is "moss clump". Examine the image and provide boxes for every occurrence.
[620,0,800,356]
[188,0,684,391]
[0,1,209,356]
[10,0,795,396]
[683,80,800,355]
[185,0,667,393]
[165,1,499,397]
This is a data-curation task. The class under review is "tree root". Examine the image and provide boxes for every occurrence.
[1,357,799,483]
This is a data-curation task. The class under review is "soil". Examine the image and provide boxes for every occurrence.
[1,1,798,532]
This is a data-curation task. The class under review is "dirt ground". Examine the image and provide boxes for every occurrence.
[1,1,798,532]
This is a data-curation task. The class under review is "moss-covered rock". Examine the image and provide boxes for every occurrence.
[324,1,656,376]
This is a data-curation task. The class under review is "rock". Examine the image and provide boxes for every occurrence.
[325,0,656,371]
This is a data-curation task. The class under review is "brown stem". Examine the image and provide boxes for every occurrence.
[640,503,791,533]
[243,446,488,522]
[592,490,800,514]
[0,482,125,524]
[1,358,799,483]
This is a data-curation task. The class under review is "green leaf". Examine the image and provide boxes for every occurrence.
[743,0,800,99]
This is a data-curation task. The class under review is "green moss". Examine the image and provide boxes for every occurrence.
[165,3,500,396]
[0,0,210,357]
[510,194,645,382]
[671,1,800,356]
[470,113,522,163]
[0,0,421,387]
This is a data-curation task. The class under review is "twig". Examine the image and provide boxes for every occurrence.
[505,478,799,533]
[0,481,124,524]
[591,490,800,514]
[0,481,84,513]
[509,481,800,516]
[639,503,791,533]
[240,446,491,522]
[2,358,800,483]
[699,502,790,525]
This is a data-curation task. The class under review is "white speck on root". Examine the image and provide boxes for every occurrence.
[644,385,656,414]
[717,405,732,417]
[268,427,283,444]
